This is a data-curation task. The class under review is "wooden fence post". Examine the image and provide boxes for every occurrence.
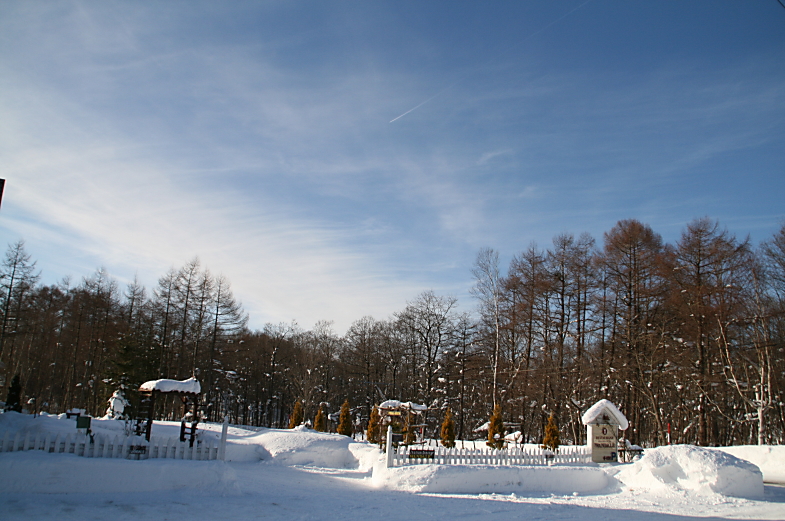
[385,425,394,468]
[219,416,229,461]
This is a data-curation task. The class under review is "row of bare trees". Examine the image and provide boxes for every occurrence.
[0,252,247,421]
[471,218,785,447]
[1,217,784,446]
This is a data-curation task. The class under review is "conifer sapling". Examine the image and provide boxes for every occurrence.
[440,407,456,448]
[288,400,304,429]
[486,404,505,449]
[541,413,561,452]
[337,399,353,437]
[5,374,22,413]
[314,405,327,432]
[366,406,381,444]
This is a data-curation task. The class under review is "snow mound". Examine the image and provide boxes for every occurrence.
[0,451,238,494]
[617,445,763,498]
[374,464,609,494]
[714,445,785,484]
[251,427,380,469]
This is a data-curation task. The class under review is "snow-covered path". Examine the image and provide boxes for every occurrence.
[2,458,784,521]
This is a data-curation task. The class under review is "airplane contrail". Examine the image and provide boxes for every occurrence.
[389,83,457,123]
[389,0,594,123]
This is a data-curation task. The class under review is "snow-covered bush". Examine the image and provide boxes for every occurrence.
[105,389,129,419]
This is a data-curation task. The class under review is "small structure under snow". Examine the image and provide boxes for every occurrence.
[378,400,427,412]
[582,399,628,463]
[378,400,428,445]
[139,377,201,394]
[473,421,490,433]
[581,399,629,430]
[137,377,202,445]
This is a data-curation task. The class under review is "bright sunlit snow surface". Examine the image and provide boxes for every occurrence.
[1,413,784,521]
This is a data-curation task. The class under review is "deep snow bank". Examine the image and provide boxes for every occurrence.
[374,463,609,495]
[617,445,763,498]
[248,425,381,469]
[714,445,785,484]
[0,451,238,494]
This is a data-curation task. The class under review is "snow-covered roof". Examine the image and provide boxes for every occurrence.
[139,377,201,394]
[473,421,490,433]
[581,399,629,430]
[378,400,427,412]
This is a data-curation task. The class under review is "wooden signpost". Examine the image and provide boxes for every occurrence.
[581,399,629,463]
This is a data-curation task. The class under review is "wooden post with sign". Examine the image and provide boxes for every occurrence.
[581,399,629,463]
[588,423,618,463]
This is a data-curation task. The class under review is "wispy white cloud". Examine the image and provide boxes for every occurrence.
[0,47,431,333]
[1,0,783,333]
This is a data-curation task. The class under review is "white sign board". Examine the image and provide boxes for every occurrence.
[590,423,618,463]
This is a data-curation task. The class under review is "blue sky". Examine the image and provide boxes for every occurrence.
[1,1,783,334]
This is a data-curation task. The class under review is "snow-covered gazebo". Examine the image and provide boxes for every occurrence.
[378,400,428,444]
[581,399,628,463]
[137,377,201,444]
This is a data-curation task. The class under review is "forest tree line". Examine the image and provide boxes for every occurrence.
[1,217,784,447]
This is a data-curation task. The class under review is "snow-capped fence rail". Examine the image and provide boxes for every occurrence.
[389,445,591,467]
[0,431,222,461]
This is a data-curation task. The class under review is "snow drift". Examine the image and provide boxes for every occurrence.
[714,445,785,484]
[249,425,380,469]
[617,445,764,498]
[0,451,237,494]
[374,463,610,495]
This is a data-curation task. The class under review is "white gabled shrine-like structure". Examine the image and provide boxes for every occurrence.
[581,399,628,463]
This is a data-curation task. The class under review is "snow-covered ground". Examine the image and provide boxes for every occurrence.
[1,412,784,520]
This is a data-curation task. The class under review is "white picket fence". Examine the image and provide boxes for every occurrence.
[389,445,591,467]
[0,431,222,461]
